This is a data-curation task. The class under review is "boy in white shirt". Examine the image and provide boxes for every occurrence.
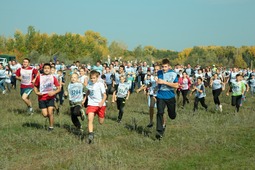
[83,70,107,144]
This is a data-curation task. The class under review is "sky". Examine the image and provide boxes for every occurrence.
[0,0,255,51]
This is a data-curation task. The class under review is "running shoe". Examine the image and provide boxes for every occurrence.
[147,122,153,128]
[155,132,163,140]
[219,105,222,112]
[117,119,121,123]
[162,124,166,132]
[87,132,94,144]
[48,127,54,132]
[27,107,33,115]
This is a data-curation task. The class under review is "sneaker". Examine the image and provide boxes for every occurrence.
[2,90,6,94]
[219,105,222,112]
[162,124,166,132]
[48,127,54,131]
[117,119,121,123]
[27,107,33,115]
[147,122,153,128]
[155,132,163,140]
[87,132,94,144]
[215,105,219,111]
[80,109,86,121]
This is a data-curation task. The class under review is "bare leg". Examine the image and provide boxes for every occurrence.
[88,112,95,133]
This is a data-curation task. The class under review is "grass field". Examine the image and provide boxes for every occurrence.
[0,80,255,170]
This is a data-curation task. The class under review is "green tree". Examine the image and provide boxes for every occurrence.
[14,30,26,54]
[234,54,247,68]
[83,30,108,63]
[109,41,127,61]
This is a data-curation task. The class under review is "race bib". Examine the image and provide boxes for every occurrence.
[39,75,54,94]
[21,69,33,85]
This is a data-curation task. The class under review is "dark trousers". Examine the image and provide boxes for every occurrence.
[117,97,126,120]
[70,105,82,128]
[181,89,189,106]
[193,97,207,111]
[156,98,176,135]
[231,95,242,112]
[11,76,16,89]
[106,84,113,98]
[56,88,64,105]
[212,88,222,105]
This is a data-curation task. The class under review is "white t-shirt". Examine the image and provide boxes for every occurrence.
[10,64,19,76]
[79,75,88,84]
[87,81,106,106]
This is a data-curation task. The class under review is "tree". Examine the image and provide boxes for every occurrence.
[83,30,109,63]
[0,36,7,53]
[14,30,26,54]
[234,54,247,68]
[109,41,127,61]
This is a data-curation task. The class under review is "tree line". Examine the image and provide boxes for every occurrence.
[0,26,254,68]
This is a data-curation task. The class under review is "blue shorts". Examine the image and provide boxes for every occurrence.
[20,88,33,96]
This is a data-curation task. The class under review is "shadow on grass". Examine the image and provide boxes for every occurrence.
[132,110,147,114]
[22,122,45,129]
[105,114,117,122]
[63,124,85,141]
[8,108,41,115]
[124,118,152,137]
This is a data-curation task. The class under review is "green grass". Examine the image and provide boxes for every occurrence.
[0,81,255,170]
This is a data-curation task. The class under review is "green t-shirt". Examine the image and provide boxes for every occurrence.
[231,81,245,96]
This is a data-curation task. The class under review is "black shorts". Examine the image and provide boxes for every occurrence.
[39,99,55,109]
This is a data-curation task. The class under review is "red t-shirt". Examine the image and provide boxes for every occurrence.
[34,74,60,101]
[16,67,38,89]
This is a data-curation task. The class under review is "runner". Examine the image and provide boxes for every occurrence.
[155,59,179,140]
[34,63,60,131]
[16,58,39,114]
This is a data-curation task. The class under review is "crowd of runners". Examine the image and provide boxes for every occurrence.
[0,57,255,143]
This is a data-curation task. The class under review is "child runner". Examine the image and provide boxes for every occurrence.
[226,74,245,112]
[34,63,60,131]
[68,73,86,131]
[240,73,249,106]
[4,65,12,93]
[155,59,179,140]
[146,65,160,128]
[210,73,224,112]
[249,75,255,96]
[84,70,107,144]
[0,63,6,94]
[178,72,191,109]
[56,70,65,106]
[16,58,39,114]
[112,75,130,123]
[190,77,208,112]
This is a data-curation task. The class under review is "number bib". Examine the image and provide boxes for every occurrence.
[39,75,54,94]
